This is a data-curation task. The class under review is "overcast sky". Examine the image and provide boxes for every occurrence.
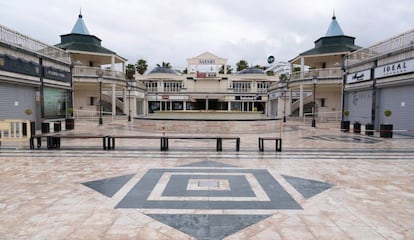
[1,0,413,70]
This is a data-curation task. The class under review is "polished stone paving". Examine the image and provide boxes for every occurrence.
[0,120,414,239]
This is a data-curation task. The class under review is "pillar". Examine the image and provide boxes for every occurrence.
[183,101,187,111]
[300,57,304,79]
[299,84,304,117]
[112,84,116,116]
[228,101,231,112]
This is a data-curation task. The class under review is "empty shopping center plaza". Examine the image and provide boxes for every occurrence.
[1,6,414,240]
[0,118,414,239]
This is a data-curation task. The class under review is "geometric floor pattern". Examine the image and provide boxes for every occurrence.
[302,135,382,144]
[82,160,334,239]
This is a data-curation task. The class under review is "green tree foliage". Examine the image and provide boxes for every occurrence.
[236,60,249,72]
[157,62,172,69]
[279,74,289,81]
[219,64,233,74]
[293,66,301,72]
[125,64,135,80]
[182,68,188,74]
[135,59,148,75]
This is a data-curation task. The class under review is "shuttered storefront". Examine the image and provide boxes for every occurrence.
[379,85,414,136]
[345,89,372,124]
[0,84,36,120]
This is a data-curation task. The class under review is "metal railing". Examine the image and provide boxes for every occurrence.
[303,111,342,123]
[73,109,115,120]
[0,24,70,63]
[290,68,342,81]
[73,66,126,80]
[347,28,414,66]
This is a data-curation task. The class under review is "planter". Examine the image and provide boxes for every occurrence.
[380,124,393,138]
[365,124,374,136]
[41,122,50,133]
[54,121,62,132]
[353,122,361,134]
[341,120,350,132]
[22,121,35,136]
[65,118,75,130]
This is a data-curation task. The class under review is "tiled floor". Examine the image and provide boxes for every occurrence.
[0,119,413,239]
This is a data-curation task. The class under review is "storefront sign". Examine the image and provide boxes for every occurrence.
[374,58,414,78]
[199,59,215,64]
[346,69,371,84]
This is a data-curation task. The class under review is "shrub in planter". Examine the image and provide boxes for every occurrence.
[380,109,393,138]
[65,108,75,130]
[22,108,35,136]
[341,110,350,132]
[353,122,361,134]
[365,123,374,136]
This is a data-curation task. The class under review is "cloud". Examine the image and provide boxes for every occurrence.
[1,0,413,70]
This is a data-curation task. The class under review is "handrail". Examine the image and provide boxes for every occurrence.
[303,111,342,123]
[0,24,70,63]
[290,67,342,81]
[73,66,126,80]
[73,109,115,120]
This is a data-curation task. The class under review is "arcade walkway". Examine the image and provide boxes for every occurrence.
[0,119,413,239]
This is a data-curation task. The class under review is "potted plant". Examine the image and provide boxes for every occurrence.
[380,109,393,138]
[65,107,75,130]
[341,110,350,132]
[22,108,36,136]
[365,122,374,136]
[353,121,361,134]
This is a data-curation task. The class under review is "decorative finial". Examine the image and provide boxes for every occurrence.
[79,8,82,18]
[332,9,336,20]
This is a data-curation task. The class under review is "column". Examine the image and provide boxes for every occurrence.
[111,55,115,71]
[183,101,187,111]
[288,88,292,116]
[299,84,304,117]
[123,87,127,114]
[112,84,116,116]
[300,57,304,79]
[228,101,231,112]
[206,97,209,111]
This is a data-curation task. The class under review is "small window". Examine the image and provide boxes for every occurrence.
[90,97,95,106]
[320,98,326,107]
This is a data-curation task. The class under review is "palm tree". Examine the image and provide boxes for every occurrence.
[156,62,172,69]
[125,64,135,80]
[219,64,233,74]
[135,59,148,75]
[236,60,249,71]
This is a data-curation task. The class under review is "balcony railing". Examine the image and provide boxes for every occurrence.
[0,24,70,63]
[347,28,414,66]
[73,66,125,80]
[290,67,342,81]
[145,87,269,94]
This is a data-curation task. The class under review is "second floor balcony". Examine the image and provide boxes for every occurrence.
[73,66,125,81]
[290,67,342,82]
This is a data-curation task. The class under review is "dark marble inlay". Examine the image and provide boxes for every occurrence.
[162,174,255,197]
[282,175,334,199]
[302,135,381,144]
[147,214,270,240]
[115,168,302,210]
[82,174,135,197]
[178,160,238,168]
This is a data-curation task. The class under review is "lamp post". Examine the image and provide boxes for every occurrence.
[127,81,132,122]
[283,84,287,123]
[311,75,318,128]
[98,72,103,125]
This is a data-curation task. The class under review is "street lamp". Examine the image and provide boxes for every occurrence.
[98,72,103,125]
[127,81,132,122]
[283,84,287,123]
[311,75,318,128]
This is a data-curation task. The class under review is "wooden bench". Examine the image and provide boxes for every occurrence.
[33,133,111,150]
[108,135,163,150]
[258,137,282,152]
[163,136,240,152]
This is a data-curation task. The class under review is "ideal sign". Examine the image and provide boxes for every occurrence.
[374,58,414,78]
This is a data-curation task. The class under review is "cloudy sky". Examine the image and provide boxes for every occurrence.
[1,0,413,70]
